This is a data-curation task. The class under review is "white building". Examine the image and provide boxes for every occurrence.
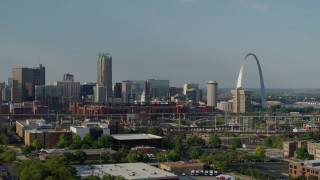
[74,163,178,180]
[70,123,110,140]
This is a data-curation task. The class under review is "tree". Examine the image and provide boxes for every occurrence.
[83,134,94,147]
[0,150,16,161]
[296,148,309,160]
[255,146,266,160]
[55,134,71,148]
[231,139,242,150]
[147,127,163,136]
[126,152,140,163]
[9,125,16,132]
[0,134,9,145]
[63,152,76,163]
[32,139,44,151]
[21,145,35,155]
[83,175,100,180]
[209,134,221,148]
[69,134,82,149]
[187,147,199,159]
[75,150,87,163]
[187,136,205,146]
[15,159,48,180]
[98,134,113,148]
[174,137,183,154]
[100,151,111,163]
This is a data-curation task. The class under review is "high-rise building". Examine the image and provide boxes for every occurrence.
[147,79,169,100]
[231,87,252,113]
[207,81,218,107]
[183,83,198,95]
[97,53,112,100]
[63,73,74,82]
[12,64,45,102]
[113,83,122,99]
[93,84,107,103]
[121,80,132,104]
[35,85,63,102]
[80,83,96,103]
[52,75,80,103]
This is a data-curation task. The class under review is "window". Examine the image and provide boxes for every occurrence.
[294,171,296,175]
[302,168,305,171]
[307,169,310,172]
[316,171,319,174]
[290,165,293,168]
[294,166,297,169]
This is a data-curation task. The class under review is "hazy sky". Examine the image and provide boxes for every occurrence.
[0,0,319,88]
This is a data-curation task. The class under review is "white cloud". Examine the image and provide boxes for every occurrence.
[237,0,270,11]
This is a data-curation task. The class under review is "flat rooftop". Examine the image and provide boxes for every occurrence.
[40,148,116,156]
[111,134,163,141]
[74,163,178,180]
[160,161,206,168]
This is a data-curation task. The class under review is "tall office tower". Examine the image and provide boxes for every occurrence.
[35,85,63,102]
[147,79,169,100]
[63,73,74,82]
[97,53,112,99]
[169,87,183,97]
[121,80,132,104]
[93,84,107,103]
[80,83,96,102]
[131,80,145,101]
[183,83,198,95]
[12,64,45,102]
[207,81,218,107]
[2,85,11,102]
[231,87,252,113]
[113,83,122,99]
[2,78,13,101]
[53,76,80,103]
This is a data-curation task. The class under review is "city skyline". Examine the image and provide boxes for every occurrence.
[0,0,320,88]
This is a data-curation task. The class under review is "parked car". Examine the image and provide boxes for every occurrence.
[209,170,214,176]
[204,170,209,176]
[214,170,220,176]
[191,170,195,176]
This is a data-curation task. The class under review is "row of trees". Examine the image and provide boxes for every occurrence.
[0,146,16,161]
[251,105,319,114]
[14,156,76,180]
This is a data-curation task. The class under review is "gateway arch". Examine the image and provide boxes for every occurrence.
[236,53,266,107]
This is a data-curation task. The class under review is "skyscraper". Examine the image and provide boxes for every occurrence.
[147,79,169,100]
[207,81,218,107]
[12,64,45,102]
[97,53,112,99]
[121,80,132,104]
[231,87,252,113]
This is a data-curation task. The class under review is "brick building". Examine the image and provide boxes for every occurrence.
[24,128,72,149]
[289,160,320,179]
[16,119,72,148]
